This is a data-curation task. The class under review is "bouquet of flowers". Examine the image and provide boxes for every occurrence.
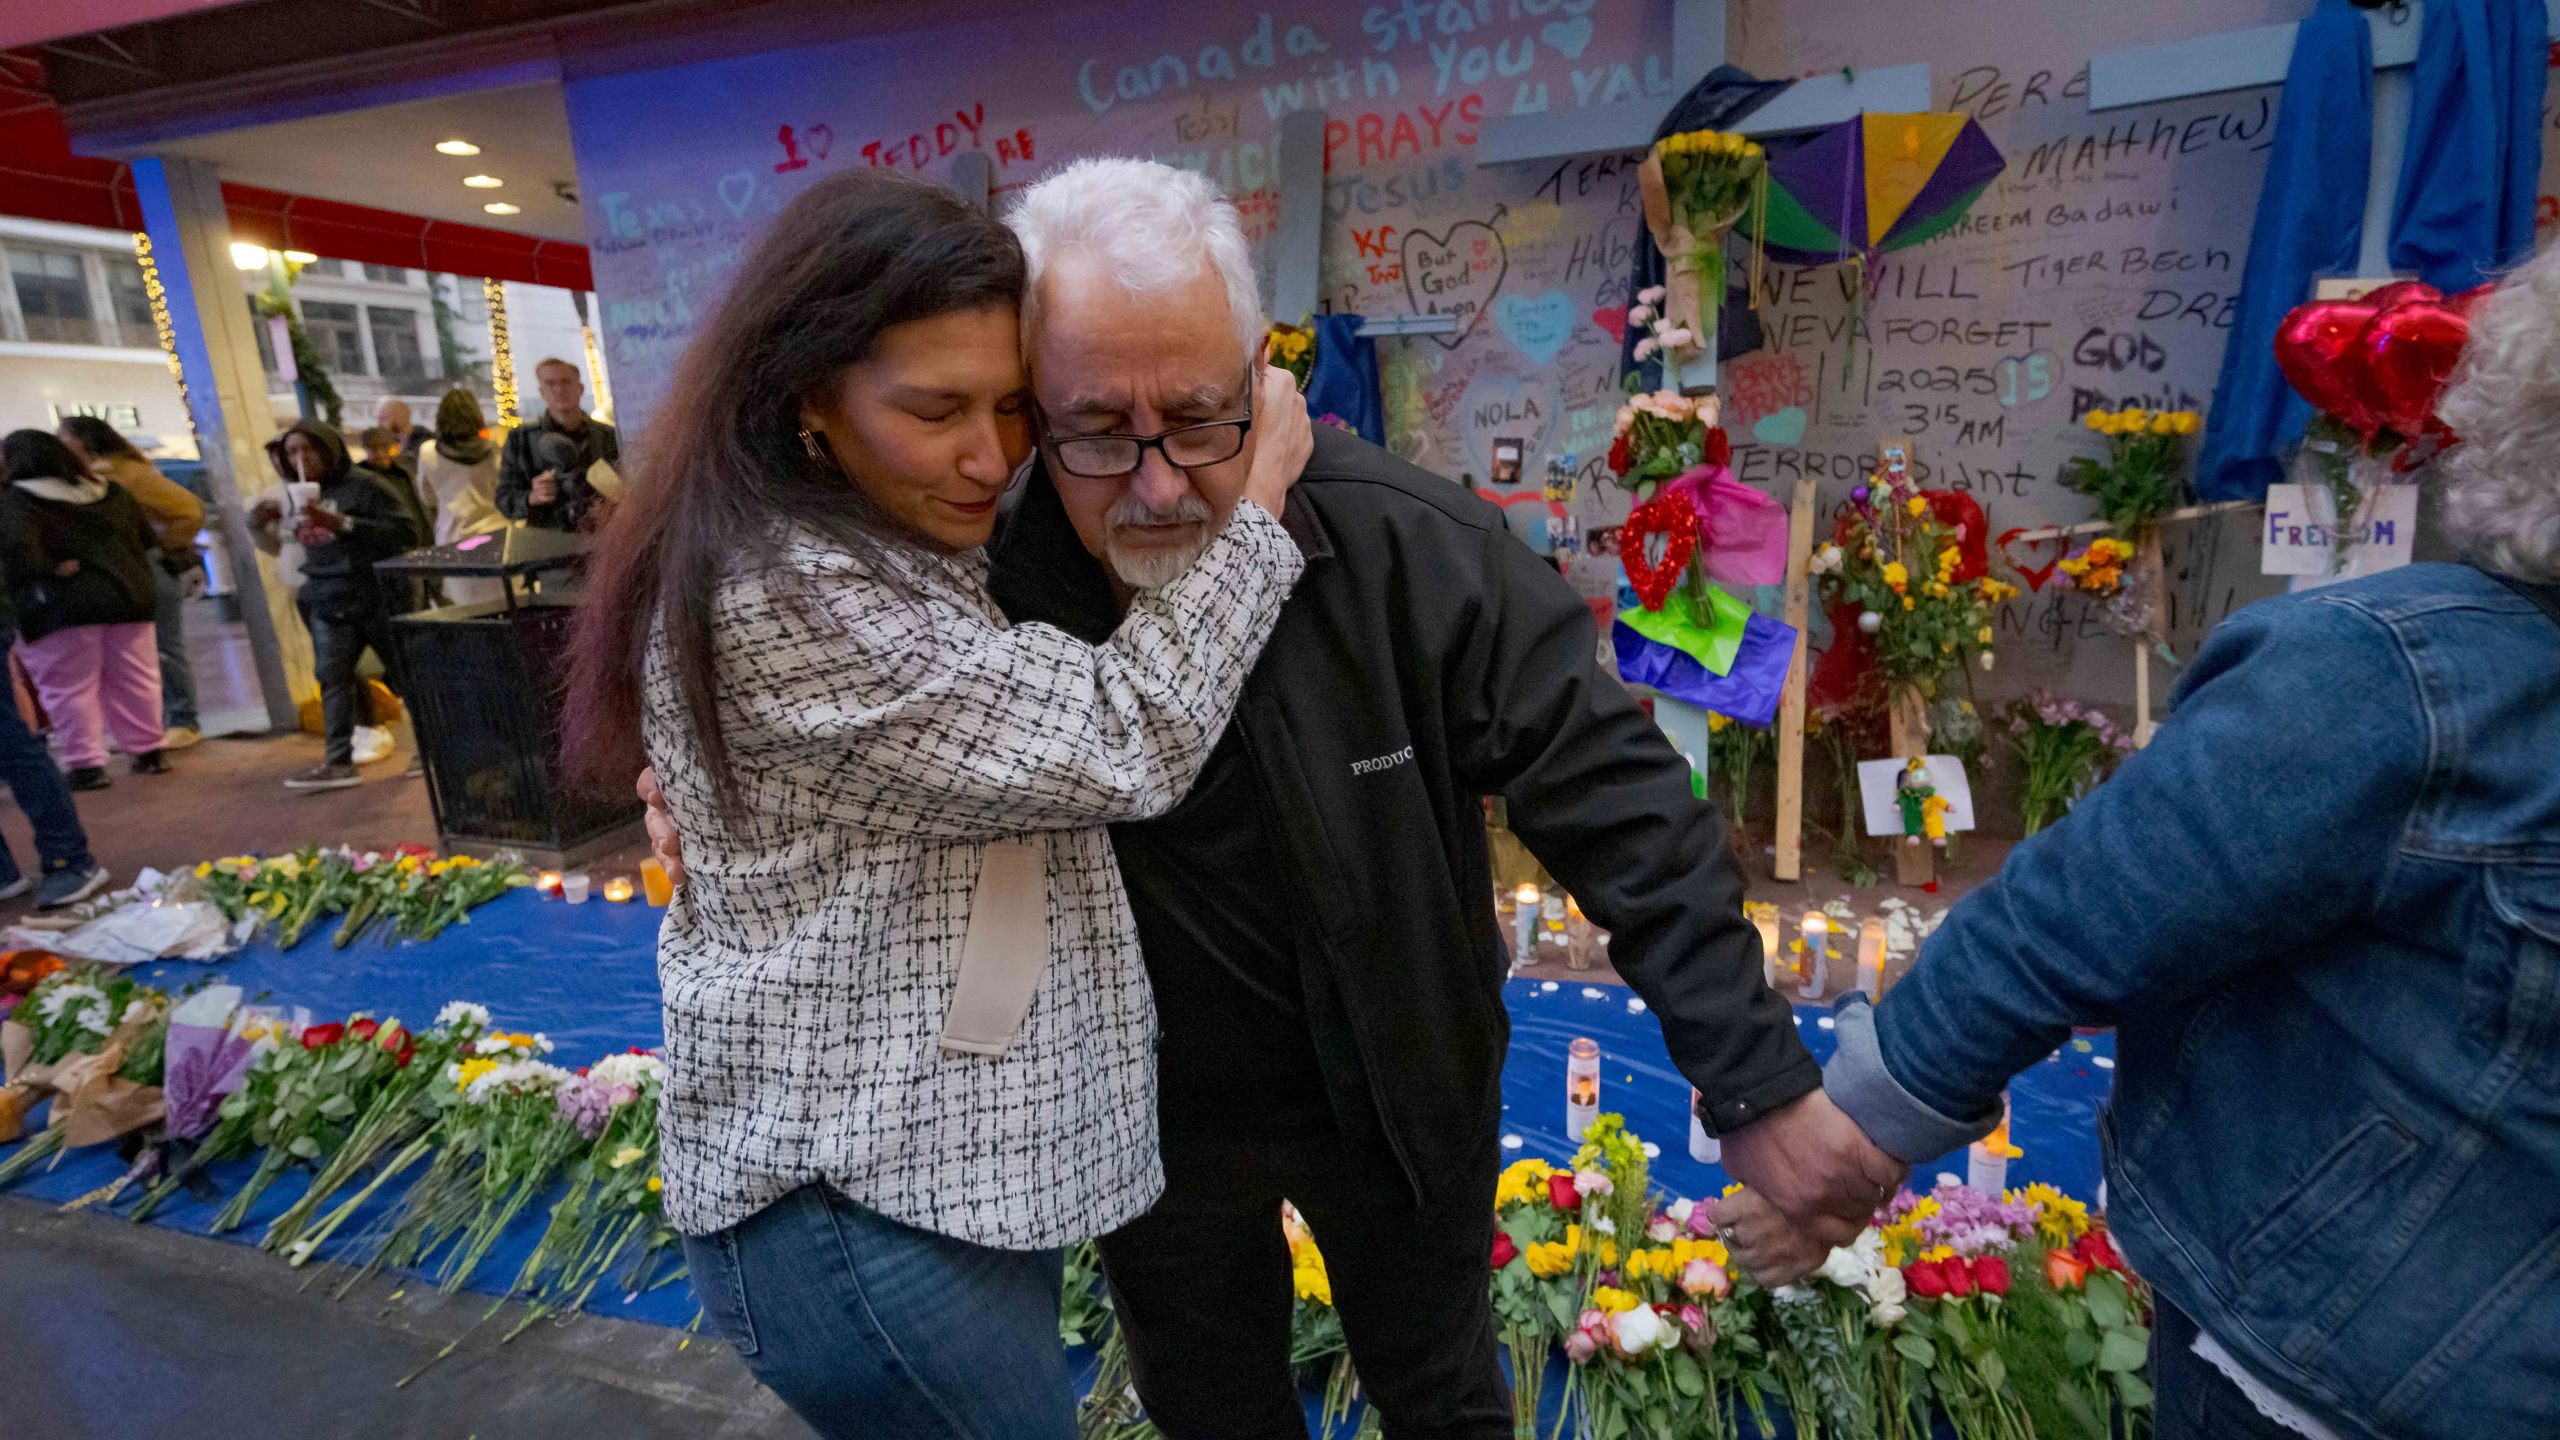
[188,847,527,949]
[0,969,167,1185]
[1490,1156,1586,1431]
[504,1048,678,1331]
[1813,471,2017,702]
[2054,537,2130,601]
[2002,695,2132,835]
[1607,385,1710,498]
[206,1010,418,1233]
[126,1005,297,1222]
[264,1000,487,1260]
[1267,322,1315,391]
[1642,129,1768,367]
[2065,410,2199,539]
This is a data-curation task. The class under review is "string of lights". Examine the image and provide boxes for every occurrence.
[131,232,203,451]
[580,323,612,420]
[484,277,518,428]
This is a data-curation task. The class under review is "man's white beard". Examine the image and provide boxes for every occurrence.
[1103,491,1215,588]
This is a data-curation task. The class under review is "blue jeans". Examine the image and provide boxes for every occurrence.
[153,564,198,730]
[682,1184,1074,1440]
[0,642,92,886]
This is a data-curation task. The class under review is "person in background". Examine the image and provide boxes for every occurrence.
[1722,242,2560,1440]
[496,357,619,532]
[416,387,510,607]
[55,416,204,750]
[0,430,168,790]
[248,421,423,791]
[361,423,436,549]
[374,396,432,471]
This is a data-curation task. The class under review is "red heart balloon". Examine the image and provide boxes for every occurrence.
[1620,494,1698,611]
[2275,300,2382,437]
[2359,279,2441,313]
[2358,300,2470,440]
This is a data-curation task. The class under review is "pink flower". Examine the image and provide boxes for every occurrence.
[1687,1199,1720,1239]
[1647,1215,1679,1243]
[1679,1303,1715,1351]
[1564,1330,1599,1364]
[1572,1168,1614,1199]
[1680,1258,1730,1299]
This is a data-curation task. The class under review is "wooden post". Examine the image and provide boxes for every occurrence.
[2132,530,2167,747]
[1771,476,1819,882]
[1889,688,1935,888]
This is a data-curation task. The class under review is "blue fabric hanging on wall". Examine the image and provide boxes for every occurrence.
[2387,0,2548,293]
[1306,313,1386,447]
[2193,0,2373,502]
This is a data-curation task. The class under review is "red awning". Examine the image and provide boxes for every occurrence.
[0,61,590,291]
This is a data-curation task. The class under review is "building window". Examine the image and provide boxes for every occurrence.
[456,278,488,323]
[9,245,99,344]
[304,258,344,278]
[301,301,367,375]
[368,305,426,383]
[103,254,154,347]
[363,263,409,285]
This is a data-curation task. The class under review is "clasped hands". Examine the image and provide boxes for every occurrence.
[1713,1089,1906,1288]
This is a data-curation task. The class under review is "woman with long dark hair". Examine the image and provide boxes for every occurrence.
[56,415,203,748]
[562,170,1309,1436]
[415,387,508,606]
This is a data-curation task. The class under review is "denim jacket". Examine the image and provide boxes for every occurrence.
[1829,563,2560,1440]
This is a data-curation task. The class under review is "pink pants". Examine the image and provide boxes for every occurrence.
[18,621,164,769]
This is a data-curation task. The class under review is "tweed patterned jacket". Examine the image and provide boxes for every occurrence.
[644,501,1302,1247]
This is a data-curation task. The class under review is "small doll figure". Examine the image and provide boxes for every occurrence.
[1896,757,1937,847]
[1921,789,1951,849]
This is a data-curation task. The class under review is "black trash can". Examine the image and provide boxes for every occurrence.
[376,529,639,866]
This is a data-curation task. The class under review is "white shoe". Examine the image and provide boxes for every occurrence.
[161,726,203,750]
[0,876,30,902]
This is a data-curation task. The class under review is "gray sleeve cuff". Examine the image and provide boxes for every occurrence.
[1823,995,2004,1163]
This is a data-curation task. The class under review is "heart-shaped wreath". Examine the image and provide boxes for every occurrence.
[1621,494,1698,611]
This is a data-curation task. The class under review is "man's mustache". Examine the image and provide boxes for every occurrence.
[1106,492,1211,528]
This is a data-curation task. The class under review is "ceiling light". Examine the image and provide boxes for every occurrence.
[462,174,503,189]
[482,202,521,216]
[229,242,269,271]
[435,139,480,156]
[281,250,318,264]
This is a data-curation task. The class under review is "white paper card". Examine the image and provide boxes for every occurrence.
[1858,756,1977,839]
[2261,483,2417,578]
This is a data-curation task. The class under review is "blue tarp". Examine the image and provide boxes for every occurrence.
[2,891,2110,1333]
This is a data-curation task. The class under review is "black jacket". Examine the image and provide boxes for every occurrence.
[0,478,158,642]
[496,412,618,532]
[267,423,425,614]
[989,426,1817,1203]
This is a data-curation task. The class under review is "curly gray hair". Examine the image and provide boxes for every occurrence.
[2435,245,2560,583]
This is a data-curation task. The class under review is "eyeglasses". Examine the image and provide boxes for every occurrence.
[1044,388,1255,479]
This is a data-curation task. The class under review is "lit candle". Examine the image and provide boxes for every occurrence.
[603,876,635,903]
[537,870,564,899]
[1798,913,1831,999]
[1564,896,1592,972]
[1540,891,1567,952]
[1749,903,1782,987]
[1566,1037,1600,1142]
[640,858,674,906]
[1512,884,1541,970]
[1688,1086,1720,1164]
[563,872,592,905]
[1968,1093,2018,1194]
[1858,917,1889,997]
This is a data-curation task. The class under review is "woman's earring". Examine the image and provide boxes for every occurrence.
[798,428,827,465]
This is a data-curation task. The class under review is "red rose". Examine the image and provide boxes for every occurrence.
[393,1040,418,1069]
[2077,1229,2125,1273]
[2044,1249,2091,1291]
[1904,1262,1948,1300]
[1704,427,1731,469]
[1973,1256,2011,1297]
[1491,1233,1519,1270]
[300,1022,346,1050]
[374,1022,408,1053]
[348,1017,380,1042]
[1941,1257,1976,1299]
[1607,434,1632,475]
[1547,1173,1582,1211]
[394,842,435,859]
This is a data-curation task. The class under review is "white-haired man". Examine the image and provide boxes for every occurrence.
[990,159,1898,1436]
[639,157,1898,1432]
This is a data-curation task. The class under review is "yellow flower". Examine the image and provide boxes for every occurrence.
[2118,408,2150,432]
[1590,1285,1642,1314]
[647,1175,663,1193]
[453,1057,499,1092]
[1881,561,1909,590]
[2082,410,2114,433]
[610,1145,646,1169]
[1721,1182,1744,1199]
[2179,411,2204,436]
[1707,711,1731,733]
[1902,596,1916,610]
[270,855,304,880]
[1495,1158,1558,1210]
[194,862,213,878]
[1525,1224,1585,1278]
[1921,1245,1957,1264]
[1906,496,1929,517]
[1977,626,1995,644]
[1294,1263,1332,1306]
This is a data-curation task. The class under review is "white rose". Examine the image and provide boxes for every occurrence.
[1666,1198,1695,1229]
[1815,1245,1874,1291]
[1613,1304,1670,1355]
[1871,1301,1907,1326]
[1865,1267,1907,1310]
